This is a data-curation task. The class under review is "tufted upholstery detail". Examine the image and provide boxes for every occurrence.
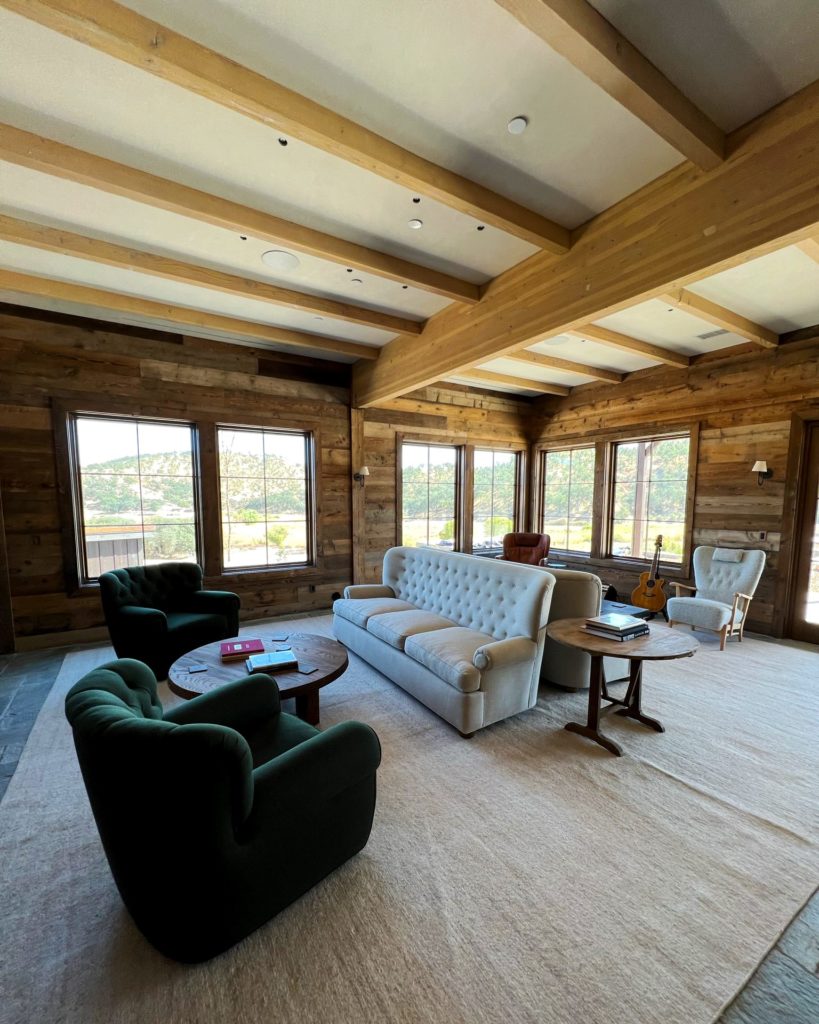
[98,563,240,679]
[382,546,551,641]
[64,659,381,962]
[334,546,555,734]
[497,532,551,565]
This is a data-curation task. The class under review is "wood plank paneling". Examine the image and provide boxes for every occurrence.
[533,342,819,634]
[0,307,532,644]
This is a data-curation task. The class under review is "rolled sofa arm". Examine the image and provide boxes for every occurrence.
[473,635,536,671]
[342,584,396,599]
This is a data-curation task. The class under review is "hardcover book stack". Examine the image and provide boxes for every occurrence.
[584,613,649,642]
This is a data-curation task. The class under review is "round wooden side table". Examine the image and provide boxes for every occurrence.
[546,618,699,756]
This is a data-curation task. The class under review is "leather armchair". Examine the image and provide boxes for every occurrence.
[496,532,551,565]
[98,562,239,678]
[65,659,381,962]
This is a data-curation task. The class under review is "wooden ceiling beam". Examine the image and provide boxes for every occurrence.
[353,79,819,406]
[494,0,724,169]
[796,237,819,263]
[2,0,569,253]
[0,123,480,305]
[0,269,378,360]
[660,288,778,348]
[454,369,570,395]
[505,347,624,382]
[0,214,421,336]
[567,325,690,367]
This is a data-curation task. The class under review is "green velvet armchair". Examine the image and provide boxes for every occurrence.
[65,659,381,963]
[98,563,240,678]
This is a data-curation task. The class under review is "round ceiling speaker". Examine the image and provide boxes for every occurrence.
[261,249,301,271]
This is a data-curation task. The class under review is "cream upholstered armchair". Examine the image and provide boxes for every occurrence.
[667,547,766,650]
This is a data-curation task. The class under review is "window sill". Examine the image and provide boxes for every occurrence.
[546,552,689,578]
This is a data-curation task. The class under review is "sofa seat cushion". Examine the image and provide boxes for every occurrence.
[333,597,415,629]
[366,609,456,650]
[667,597,744,631]
[166,611,228,649]
[405,626,495,693]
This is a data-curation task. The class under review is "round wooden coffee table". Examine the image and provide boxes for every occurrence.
[168,632,348,725]
[546,618,699,756]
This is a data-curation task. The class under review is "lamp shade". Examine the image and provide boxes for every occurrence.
[357,466,370,478]
[751,460,768,473]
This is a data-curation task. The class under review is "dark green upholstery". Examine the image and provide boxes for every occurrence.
[65,659,381,962]
[98,563,240,678]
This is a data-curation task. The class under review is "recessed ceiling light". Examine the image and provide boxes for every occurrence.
[412,197,421,204]
[261,249,300,271]
[314,316,323,321]
[350,278,363,285]
[477,225,485,232]
[408,219,423,230]
[507,115,529,135]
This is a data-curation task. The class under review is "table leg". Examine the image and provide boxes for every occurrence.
[564,655,623,757]
[295,688,320,725]
[615,660,664,732]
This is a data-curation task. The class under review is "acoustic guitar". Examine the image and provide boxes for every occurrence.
[631,535,668,613]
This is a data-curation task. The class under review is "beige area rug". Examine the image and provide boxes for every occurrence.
[1,617,817,1024]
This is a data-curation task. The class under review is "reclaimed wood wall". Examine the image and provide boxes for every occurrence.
[359,385,531,582]
[533,340,819,635]
[0,308,358,649]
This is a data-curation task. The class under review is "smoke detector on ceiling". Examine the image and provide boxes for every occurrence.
[261,249,300,271]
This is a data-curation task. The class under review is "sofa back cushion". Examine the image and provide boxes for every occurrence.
[692,547,766,606]
[382,546,553,642]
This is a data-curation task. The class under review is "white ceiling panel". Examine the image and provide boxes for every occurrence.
[104,0,682,227]
[528,334,655,372]
[481,357,597,387]
[687,245,819,333]
[0,161,449,320]
[594,300,747,356]
[447,375,536,397]
[0,9,536,284]
[0,241,393,347]
[592,0,819,132]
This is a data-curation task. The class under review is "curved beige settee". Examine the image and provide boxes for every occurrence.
[333,546,555,736]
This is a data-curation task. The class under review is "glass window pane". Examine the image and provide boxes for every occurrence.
[218,427,312,569]
[542,447,594,554]
[472,449,519,553]
[73,415,198,582]
[401,443,460,548]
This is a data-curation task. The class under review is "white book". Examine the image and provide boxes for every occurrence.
[246,649,298,672]
[585,612,647,633]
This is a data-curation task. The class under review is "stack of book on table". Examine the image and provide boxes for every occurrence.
[220,638,265,662]
[584,613,649,642]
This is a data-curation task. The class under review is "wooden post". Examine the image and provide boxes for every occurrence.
[351,408,366,584]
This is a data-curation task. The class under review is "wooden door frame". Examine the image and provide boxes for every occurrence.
[774,405,819,638]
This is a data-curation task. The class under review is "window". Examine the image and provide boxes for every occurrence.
[540,447,595,554]
[400,442,459,549]
[472,449,519,552]
[218,427,312,569]
[72,414,198,582]
[609,434,690,563]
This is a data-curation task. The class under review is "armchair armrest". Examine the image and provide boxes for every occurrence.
[164,673,280,730]
[671,582,697,596]
[473,635,536,671]
[342,584,395,599]
[243,720,381,832]
[187,589,240,615]
[117,605,167,632]
[734,592,754,602]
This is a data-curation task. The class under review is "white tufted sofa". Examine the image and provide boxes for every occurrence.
[667,546,766,648]
[333,546,555,736]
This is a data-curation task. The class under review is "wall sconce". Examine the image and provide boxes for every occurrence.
[353,465,370,486]
[751,460,773,487]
